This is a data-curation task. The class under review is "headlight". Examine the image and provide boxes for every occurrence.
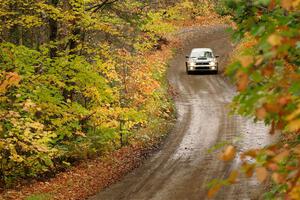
[209,61,216,66]
[188,61,196,67]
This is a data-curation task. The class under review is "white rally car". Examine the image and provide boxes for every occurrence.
[186,48,219,74]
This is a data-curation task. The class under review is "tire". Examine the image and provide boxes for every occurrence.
[215,65,219,74]
[186,66,191,75]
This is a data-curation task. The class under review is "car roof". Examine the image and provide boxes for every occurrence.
[191,48,213,52]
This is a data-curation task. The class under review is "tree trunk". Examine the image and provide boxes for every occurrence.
[49,0,59,58]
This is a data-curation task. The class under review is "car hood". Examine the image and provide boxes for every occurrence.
[189,58,215,62]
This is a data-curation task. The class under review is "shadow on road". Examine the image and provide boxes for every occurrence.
[187,71,218,75]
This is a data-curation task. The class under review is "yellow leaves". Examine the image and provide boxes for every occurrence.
[0,72,21,94]
[287,119,300,132]
[254,56,264,66]
[227,170,239,184]
[289,184,300,200]
[9,154,24,163]
[256,167,268,183]
[0,140,5,150]
[23,99,36,112]
[219,145,236,162]
[75,131,86,137]
[28,121,44,131]
[207,170,239,198]
[268,34,283,46]
[19,15,43,28]
[287,106,300,121]
[34,143,49,153]
[292,145,300,155]
[286,105,300,132]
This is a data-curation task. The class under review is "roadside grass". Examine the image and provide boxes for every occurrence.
[25,193,52,200]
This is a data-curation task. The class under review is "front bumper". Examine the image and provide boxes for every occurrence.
[187,65,217,71]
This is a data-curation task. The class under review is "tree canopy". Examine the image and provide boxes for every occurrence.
[0,0,203,186]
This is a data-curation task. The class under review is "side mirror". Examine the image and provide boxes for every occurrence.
[185,55,189,58]
[215,55,219,58]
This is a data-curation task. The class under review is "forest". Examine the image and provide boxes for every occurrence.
[0,0,300,199]
[0,0,205,187]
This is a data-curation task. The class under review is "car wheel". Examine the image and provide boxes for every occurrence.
[186,66,190,75]
[215,65,219,74]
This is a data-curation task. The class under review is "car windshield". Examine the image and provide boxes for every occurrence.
[190,51,213,58]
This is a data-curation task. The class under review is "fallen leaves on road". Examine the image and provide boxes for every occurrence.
[0,143,158,200]
[219,145,236,162]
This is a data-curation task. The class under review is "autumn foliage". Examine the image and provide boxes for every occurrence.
[209,0,300,199]
[0,0,212,187]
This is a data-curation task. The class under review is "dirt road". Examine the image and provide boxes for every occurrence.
[90,25,276,200]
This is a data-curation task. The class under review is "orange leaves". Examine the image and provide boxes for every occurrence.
[264,102,281,113]
[273,150,290,163]
[289,184,300,200]
[256,167,268,183]
[219,145,236,162]
[280,0,300,10]
[256,107,267,120]
[272,172,286,184]
[235,70,249,92]
[207,184,222,199]
[261,65,274,77]
[255,164,286,185]
[234,55,255,91]
[278,95,292,106]
[268,0,276,10]
[0,71,21,94]
[207,170,240,198]
[267,163,279,171]
[281,0,294,10]
[238,55,254,68]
